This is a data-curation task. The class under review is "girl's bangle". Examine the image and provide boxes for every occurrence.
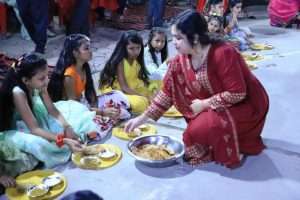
[56,133,64,148]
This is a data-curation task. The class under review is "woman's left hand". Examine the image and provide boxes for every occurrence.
[190,99,209,115]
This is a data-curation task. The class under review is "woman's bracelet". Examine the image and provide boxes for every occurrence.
[56,133,65,148]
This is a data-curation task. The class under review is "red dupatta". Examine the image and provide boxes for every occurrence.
[157,54,211,120]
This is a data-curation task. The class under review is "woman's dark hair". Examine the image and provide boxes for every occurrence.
[147,27,168,67]
[48,34,96,105]
[172,9,223,47]
[208,0,223,5]
[0,53,47,131]
[229,0,242,8]
[100,30,149,87]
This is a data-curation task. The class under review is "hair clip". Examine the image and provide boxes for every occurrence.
[11,62,17,72]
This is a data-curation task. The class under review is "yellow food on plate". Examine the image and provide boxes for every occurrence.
[27,184,49,198]
[250,43,274,50]
[82,144,105,155]
[131,144,175,160]
[98,149,116,161]
[127,128,142,138]
[80,156,101,167]
[72,144,122,169]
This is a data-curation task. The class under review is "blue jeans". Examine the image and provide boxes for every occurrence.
[68,0,90,36]
[16,0,48,53]
[147,0,166,27]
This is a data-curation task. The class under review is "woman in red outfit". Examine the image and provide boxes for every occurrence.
[125,10,269,168]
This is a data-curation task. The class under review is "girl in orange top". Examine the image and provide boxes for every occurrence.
[48,34,130,123]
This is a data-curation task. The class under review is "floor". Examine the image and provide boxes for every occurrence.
[0,7,300,200]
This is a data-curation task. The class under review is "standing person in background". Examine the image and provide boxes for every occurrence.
[16,0,48,53]
[125,10,269,168]
[67,0,90,36]
[146,0,166,29]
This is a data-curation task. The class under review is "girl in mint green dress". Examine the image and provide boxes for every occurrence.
[0,53,101,169]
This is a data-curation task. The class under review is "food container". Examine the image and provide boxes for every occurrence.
[127,135,185,167]
[42,173,62,187]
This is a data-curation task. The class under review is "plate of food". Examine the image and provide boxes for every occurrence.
[128,135,185,167]
[6,170,66,200]
[250,43,274,50]
[72,144,122,169]
[112,124,157,140]
[163,106,183,118]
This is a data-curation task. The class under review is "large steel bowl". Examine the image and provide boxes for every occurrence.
[127,135,185,167]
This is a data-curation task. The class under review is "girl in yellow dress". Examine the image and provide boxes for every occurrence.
[100,31,158,114]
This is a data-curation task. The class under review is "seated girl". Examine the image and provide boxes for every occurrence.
[0,53,100,168]
[48,34,130,136]
[224,0,253,51]
[100,31,158,114]
[144,27,169,81]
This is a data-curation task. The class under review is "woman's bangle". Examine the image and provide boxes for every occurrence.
[56,133,64,148]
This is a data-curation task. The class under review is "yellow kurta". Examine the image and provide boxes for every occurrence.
[101,59,159,114]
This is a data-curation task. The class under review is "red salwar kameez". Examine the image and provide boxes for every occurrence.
[196,0,229,13]
[145,43,269,168]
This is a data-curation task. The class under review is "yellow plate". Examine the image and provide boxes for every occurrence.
[112,124,157,140]
[163,106,183,118]
[72,144,122,169]
[250,43,274,50]
[242,53,264,61]
[6,170,67,200]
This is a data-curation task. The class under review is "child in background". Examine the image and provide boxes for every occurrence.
[207,0,225,16]
[144,27,169,81]
[100,31,158,114]
[224,0,253,51]
[207,15,224,33]
[0,53,101,168]
[48,34,130,138]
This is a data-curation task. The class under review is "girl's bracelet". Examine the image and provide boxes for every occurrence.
[56,133,65,148]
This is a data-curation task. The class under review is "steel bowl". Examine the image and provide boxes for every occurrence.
[127,135,185,167]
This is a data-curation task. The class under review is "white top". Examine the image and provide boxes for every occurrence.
[144,46,168,80]
[12,86,25,94]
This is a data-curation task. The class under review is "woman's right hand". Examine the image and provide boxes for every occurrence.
[124,114,149,133]
[63,138,83,153]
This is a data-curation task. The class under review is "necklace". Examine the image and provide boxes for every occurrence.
[191,44,211,71]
